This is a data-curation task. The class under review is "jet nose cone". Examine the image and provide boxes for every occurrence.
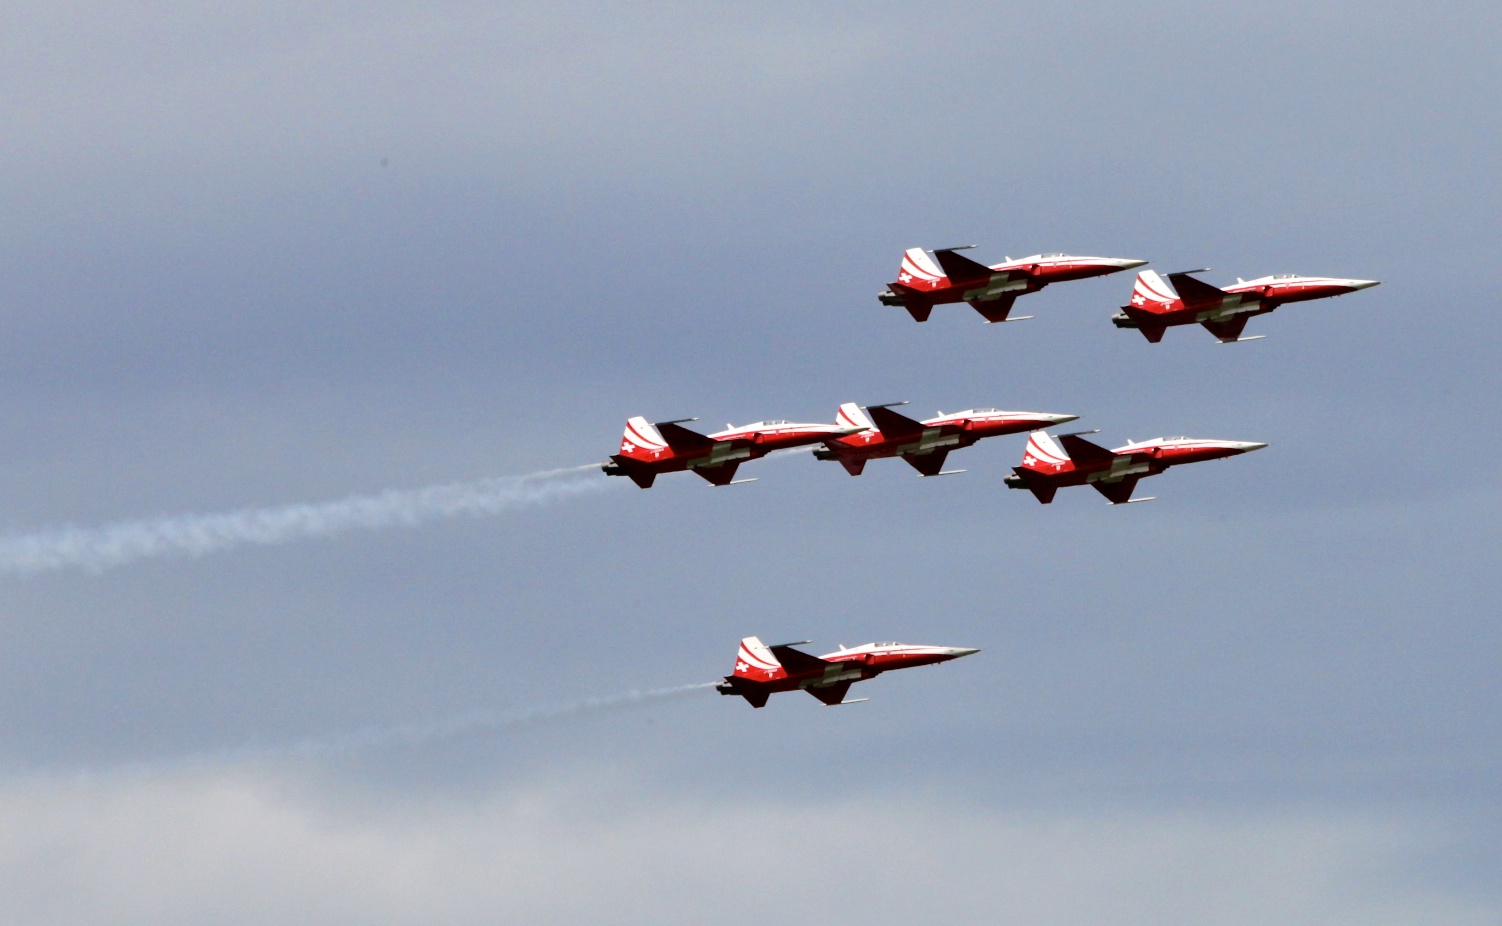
[947,647,981,658]
[1042,413,1081,426]
[1237,441,1269,452]
[1350,279,1381,290]
[1114,258,1150,270]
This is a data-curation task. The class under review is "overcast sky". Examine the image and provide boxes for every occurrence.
[0,2,1498,923]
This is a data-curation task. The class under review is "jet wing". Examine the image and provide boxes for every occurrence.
[1201,316,1249,342]
[655,421,718,453]
[1058,433,1117,466]
[966,294,1019,323]
[933,248,997,284]
[1166,272,1228,307]
[901,450,951,477]
[693,461,743,486]
[868,405,927,439]
[768,644,829,674]
[1092,476,1141,505]
[805,681,854,706]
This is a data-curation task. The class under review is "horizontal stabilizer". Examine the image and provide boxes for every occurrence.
[933,248,995,283]
[716,478,758,486]
[604,457,658,489]
[903,303,934,323]
[1215,335,1266,343]
[984,314,1032,324]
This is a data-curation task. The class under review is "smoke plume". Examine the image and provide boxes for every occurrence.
[0,464,616,576]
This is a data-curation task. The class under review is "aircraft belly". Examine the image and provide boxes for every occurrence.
[1196,296,1260,322]
[963,281,1026,300]
[1086,461,1150,483]
[688,446,751,468]
[898,431,960,454]
[801,664,863,688]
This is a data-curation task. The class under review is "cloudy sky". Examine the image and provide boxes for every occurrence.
[0,2,1498,923]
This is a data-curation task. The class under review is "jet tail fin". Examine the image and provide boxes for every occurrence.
[1018,430,1073,473]
[733,636,788,682]
[1126,270,1184,315]
[836,402,876,433]
[617,416,669,461]
[892,247,948,293]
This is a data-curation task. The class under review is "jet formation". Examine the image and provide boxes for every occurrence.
[604,407,1265,502]
[877,246,1378,339]
[607,241,1376,708]
[717,636,979,707]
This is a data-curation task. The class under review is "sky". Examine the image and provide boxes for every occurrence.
[0,1,1499,923]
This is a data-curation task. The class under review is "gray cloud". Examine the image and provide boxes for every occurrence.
[0,768,1491,926]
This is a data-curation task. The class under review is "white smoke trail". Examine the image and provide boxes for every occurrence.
[252,682,719,761]
[98,682,719,777]
[0,464,617,576]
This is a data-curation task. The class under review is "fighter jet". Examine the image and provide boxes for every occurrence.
[813,402,1079,477]
[879,246,1147,323]
[602,415,866,488]
[1113,269,1380,343]
[1004,429,1267,505]
[716,636,980,708]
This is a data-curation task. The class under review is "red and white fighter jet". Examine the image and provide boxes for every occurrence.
[813,402,1079,477]
[880,246,1147,323]
[1004,429,1267,504]
[1114,269,1380,343]
[716,636,980,708]
[602,415,866,488]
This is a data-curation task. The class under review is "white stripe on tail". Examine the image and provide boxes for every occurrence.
[734,636,787,681]
[1019,431,1072,472]
[619,416,667,460]
[1129,270,1182,313]
[897,248,947,289]
[836,402,876,433]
